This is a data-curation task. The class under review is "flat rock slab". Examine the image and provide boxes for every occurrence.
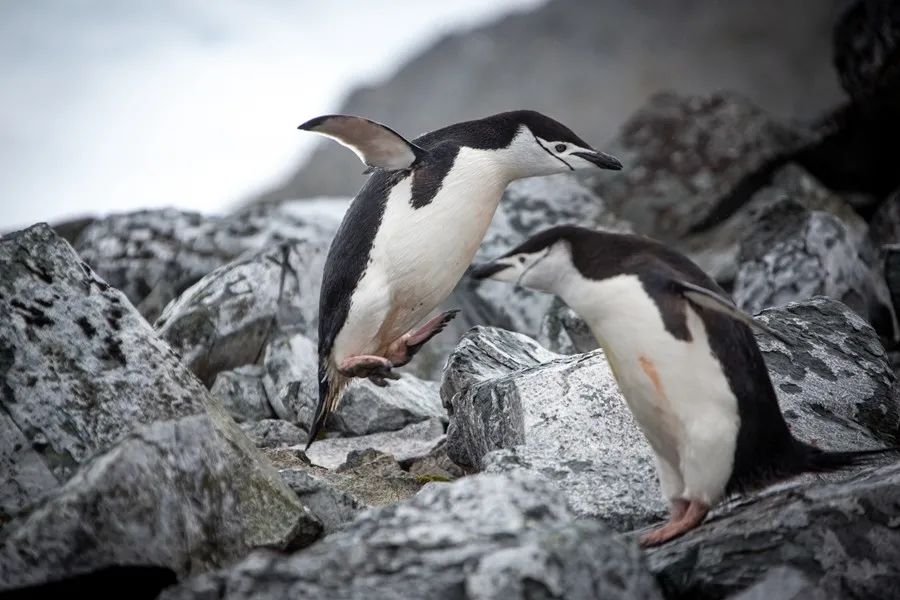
[305,418,446,470]
[160,472,663,600]
[442,326,664,530]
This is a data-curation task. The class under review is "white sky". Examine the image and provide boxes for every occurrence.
[0,0,544,230]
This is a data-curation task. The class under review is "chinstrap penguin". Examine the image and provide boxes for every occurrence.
[470,224,897,547]
[297,111,623,448]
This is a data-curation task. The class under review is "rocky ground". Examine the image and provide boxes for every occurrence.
[4,1,900,598]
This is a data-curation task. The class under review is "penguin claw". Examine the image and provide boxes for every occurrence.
[337,355,397,381]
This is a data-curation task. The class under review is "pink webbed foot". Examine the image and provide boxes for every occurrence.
[337,355,400,386]
[639,500,709,548]
[387,309,460,367]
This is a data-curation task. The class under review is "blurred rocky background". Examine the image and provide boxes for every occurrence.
[3,0,900,599]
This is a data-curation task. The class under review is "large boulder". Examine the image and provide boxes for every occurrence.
[756,296,900,447]
[160,472,663,600]
[441,326,664,530]
[0,224,320,590]
[585,91,803,242]
[647,462,900,600]
[733,198,897,340]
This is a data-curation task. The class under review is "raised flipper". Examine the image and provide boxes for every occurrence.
[298,114,426,171]
[674,279,793,345]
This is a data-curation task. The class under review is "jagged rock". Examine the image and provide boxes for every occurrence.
[278,467,364,534]
[210,365,274,422]
[0,224,319,588]
[886,244,900,316]
[734,198,897,340]
[261,333,318,425]
[0,409,322,591]
[306,417,446,470]
[537,297,598,355]
[680,163,872,284]
[240,419,307,448]
[442,326,664,530]
[331,375,445,436]
[756,296,899,447]
[871,189,900,248]
[75,202,344,322]
[160,472,663,600]
[585,91,803,242]
[647,463,900,600]
[156,240,328,387]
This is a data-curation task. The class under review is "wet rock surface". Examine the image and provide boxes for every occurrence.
[160,472,664,600]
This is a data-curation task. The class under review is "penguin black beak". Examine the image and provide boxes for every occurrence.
[573,151,623,170]
[469,262,510,280]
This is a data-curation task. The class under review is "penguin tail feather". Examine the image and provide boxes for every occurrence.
[797,442,900,475]
[305,361,346,451]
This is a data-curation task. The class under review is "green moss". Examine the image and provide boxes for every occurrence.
[414,474,452,484]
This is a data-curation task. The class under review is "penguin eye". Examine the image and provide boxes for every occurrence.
[554,144,567,153]
[518,256,526,264]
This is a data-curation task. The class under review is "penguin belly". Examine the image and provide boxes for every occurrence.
[569,274,741,506]
[333,151,508,362]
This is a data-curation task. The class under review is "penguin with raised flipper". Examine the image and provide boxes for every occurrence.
[297,112,623,447]
[470,224,897,547]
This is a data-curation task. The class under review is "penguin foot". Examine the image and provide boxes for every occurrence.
[337,355,400,384]
[638,500,709,548]
[388,310,461,367]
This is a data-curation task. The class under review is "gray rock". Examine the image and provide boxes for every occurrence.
[0,408,321,590]
[647,463,900,600]
[278,467,363,534]
[240,419,307,448]
[262,333,318,424]
[306,418,446,470]
[405,438,466,481]
[886,244,900,316]
[756,296,900,447]
[585,91,803,242]
[730,566,836,600]
[161,472,663,600]
[0,224,210,518]
[833,0,900,102]
[442,326,664,530]
[210,365,274,422]
[331,375,445,436]
[75,201,344,322]
[680,163,872,285]
[156,239,328,387]
[537,297,598,355]
[871,189,900,248]
[0,224,318,586]
[734,198,897,341]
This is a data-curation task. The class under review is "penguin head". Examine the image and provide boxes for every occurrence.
[470,225,585,294]
[487,110,623,179]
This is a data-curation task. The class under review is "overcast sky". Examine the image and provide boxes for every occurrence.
[0,0,543,230]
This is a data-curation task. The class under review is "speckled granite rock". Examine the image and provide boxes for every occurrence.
[160,472,663,600]
[734,199,897,340]
[211,365,274,422]
[156,240,327,387]
[0,224,320,589]
[240,419,307,448]
[647,463,900,600]
[756,296,899,447]
[441,326,663,530]
[305,418,446,470]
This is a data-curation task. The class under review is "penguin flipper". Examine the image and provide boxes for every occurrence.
[674,279,794,345]
[298,114,426,171]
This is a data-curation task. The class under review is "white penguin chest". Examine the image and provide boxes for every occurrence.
[565,274,739,466]
[365,151,508,328]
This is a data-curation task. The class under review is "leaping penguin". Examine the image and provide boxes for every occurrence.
[470,224,897,547]
[298,111,623,448]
